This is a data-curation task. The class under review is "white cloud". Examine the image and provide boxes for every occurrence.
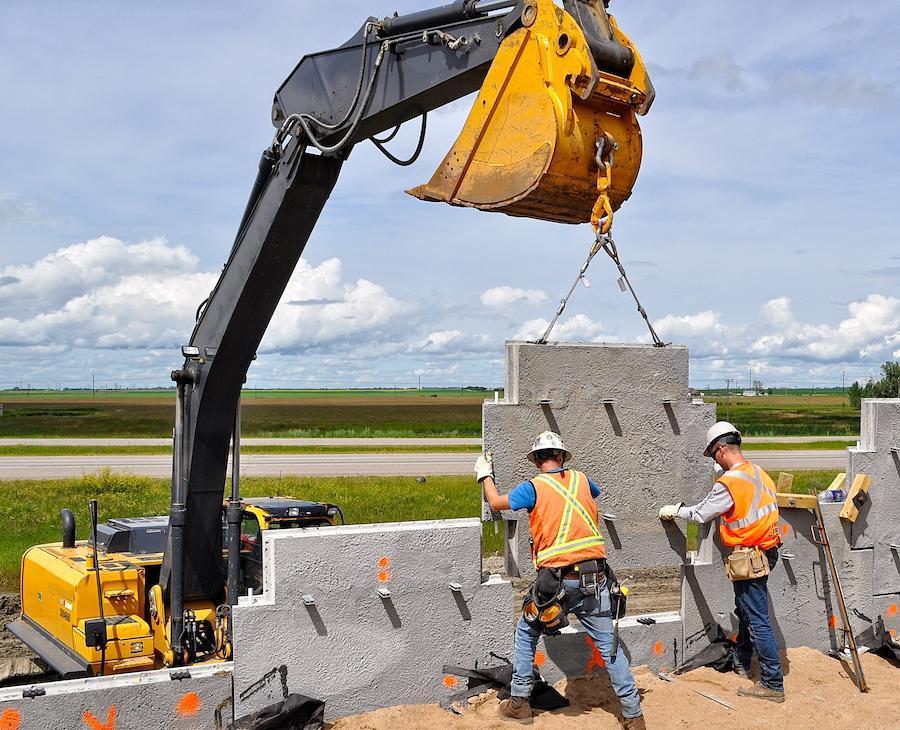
[0,237,412,356]
[480,286,548,308]
[0,193,41,227]
[513,314,607,342]
[416,329,494,355]
[658,294,900,365]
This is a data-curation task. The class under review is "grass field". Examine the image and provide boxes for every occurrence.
[0,469,841,591]
[0,391,860,439]
[705,394,858,436]
[0,394,484,438]
[0,444,483,457]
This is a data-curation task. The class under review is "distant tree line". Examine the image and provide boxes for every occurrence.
[848,361,900,408]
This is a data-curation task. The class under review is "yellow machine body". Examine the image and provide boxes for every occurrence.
[19,543,159,674]
[15,498,335,676]
[408,0,653,225]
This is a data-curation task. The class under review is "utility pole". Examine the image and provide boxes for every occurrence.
[725,378,731,421]
[92,373,95,398]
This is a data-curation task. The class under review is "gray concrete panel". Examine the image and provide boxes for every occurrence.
[484,342,715,578]
[231,519,514,720]
[0,664,232,730]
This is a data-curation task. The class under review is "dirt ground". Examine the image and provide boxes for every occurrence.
[330,647,900,729]
[481,557,682,615]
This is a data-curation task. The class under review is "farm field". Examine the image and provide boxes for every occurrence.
[0,390,859,438]
[0,470,839,592]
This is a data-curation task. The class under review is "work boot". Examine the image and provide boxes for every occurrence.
[737,682,785,703]
[733,663,751,679]
[622,715,647,730]
[498,696,533,722]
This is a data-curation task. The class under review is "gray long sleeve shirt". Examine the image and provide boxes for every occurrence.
[676,481,735,524]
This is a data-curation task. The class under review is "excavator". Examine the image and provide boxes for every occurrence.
[9,0,653,677]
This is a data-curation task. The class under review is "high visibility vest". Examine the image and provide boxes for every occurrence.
[718,461,781,550]
[529,469,606,569]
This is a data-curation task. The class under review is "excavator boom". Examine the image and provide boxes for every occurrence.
[153,0,653,664]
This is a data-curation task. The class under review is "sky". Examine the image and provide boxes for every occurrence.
[1,0,898,390]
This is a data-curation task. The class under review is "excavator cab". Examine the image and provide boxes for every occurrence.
[408,0,653,229]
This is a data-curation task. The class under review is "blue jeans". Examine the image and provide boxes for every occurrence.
[511,578,642,719]
[732,548,784,692]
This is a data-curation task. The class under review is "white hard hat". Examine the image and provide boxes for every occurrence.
[704,421,741,456]
[526,430,572,463]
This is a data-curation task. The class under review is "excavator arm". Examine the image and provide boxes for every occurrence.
[160,0,652,663]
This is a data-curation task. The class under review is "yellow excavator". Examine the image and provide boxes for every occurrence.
[10,0,653,677]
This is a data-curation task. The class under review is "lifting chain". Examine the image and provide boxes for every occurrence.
[537,135,666,347]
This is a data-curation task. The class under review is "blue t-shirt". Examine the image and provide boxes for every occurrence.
[507,468,601,512]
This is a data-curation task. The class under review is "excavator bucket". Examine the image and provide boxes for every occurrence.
[408,0,653,225]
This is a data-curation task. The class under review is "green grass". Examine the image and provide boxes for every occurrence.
[707,394,859,436]
[0,472,499,591]
[741,440,856,451]
[0,388,496,401]
[0,397,483,438]
[0,444,482,457]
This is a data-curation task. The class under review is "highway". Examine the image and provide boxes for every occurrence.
[0,449,848,480]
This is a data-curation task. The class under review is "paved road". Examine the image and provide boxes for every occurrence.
[0,450,847,480]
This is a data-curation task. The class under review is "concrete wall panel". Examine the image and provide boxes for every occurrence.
[231,519,514,720]
[0,664,232,730]
[484,342,715,577]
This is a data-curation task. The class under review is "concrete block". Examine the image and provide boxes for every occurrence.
[533,612,683,686]
[0,664,232,730]
[484,342,715,577]
[683,504,875,654]
[231,519,514,720]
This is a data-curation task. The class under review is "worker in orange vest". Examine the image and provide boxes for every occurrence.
[659,421,784,703]
[477,431,644,728]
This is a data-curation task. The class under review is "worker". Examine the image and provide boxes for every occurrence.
[476,431,645,728]
[659,421,784,703]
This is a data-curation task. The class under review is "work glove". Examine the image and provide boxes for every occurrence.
[658,503,683,521]
[474,452,494,483]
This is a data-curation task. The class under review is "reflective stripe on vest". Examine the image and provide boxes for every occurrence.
[722,465,778,530]
[532,471,604,565]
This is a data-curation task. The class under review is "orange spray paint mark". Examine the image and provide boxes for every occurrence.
[534,650,547,667]
[781,523,790,536]
[653,641,665,656]
[378,571,390,583]
[378,557,390,569]
[443,675,459,689]
[82,706,117,730]
[827,615,838,629]
[887,603,898,617]
[176,692,201,718]
[585,635,605,673]
[0,708,21,730]
[890,629,896,638]
[730,632,739,643]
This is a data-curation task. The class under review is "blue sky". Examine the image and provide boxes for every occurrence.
[1,0,898,390]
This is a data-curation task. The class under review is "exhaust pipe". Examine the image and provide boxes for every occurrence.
[60,509,76,548]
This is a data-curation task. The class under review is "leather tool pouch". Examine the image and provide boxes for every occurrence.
[725,546,770,581]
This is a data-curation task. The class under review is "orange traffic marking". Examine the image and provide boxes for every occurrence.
[176,692,201,718]
[585,635,605,672]
[83,706,117,730]
[534,650,547,667]
[0,708,21,730]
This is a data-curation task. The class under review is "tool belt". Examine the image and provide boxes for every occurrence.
[523,559,609,635]
[725,545,771,582]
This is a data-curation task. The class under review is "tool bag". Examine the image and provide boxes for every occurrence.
[725,546,770,581]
